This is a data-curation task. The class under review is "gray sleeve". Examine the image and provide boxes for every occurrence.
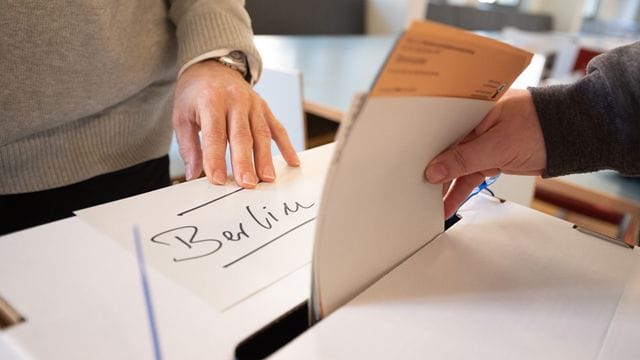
[529,41,640,177]
[168,0,262,79]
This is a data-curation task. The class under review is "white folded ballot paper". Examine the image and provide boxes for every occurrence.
[310,20,533,320]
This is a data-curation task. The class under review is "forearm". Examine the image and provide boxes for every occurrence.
[531,41,640,177]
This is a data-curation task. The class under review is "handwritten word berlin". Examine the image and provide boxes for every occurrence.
[150,201,315,264]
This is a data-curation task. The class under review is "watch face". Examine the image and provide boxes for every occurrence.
[228,50,246,62]
[218,51,250,82]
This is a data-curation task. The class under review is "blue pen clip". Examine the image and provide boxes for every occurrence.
[446,174,501,226]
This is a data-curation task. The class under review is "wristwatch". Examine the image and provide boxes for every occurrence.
[214,50,251,83]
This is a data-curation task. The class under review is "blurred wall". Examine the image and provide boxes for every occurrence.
[366,0,428,34]
[245,0,365,34]
[521,0,586,32]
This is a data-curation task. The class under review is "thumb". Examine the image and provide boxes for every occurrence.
[425,133,502,184]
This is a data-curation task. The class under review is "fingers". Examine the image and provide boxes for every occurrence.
[174,60,302,188]
[172,109,203,181]
[454,103,502,148]
[425,112,501,184]
[442,172,486,219]
[425,99,507,185]
[425,129,504,184]
[442,180,452,197]
[262,99,300,167]
[197,94,300,188]
[426,88,544,188]
[199,101,229,185]
[227,94,258,189]
[250,100,276,182]
[473,100,503,136]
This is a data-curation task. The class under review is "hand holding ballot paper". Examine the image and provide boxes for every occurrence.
[311,21,533,319]
[426,89,546,218]
[425,28,640,218]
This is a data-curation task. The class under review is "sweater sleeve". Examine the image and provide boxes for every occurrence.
[169,0,262,81]
[529,41,640,177]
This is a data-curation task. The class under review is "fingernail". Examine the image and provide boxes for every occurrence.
[262,167,275,181]
[213,170,226,184]
[242,173,257,187]
[185,166,193,181]
[426,163,448,183]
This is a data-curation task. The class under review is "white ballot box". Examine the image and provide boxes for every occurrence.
[273,195,640,359]
[2,183,640,359]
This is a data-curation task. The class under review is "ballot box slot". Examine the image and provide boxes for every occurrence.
[235,214,466,359]
[0,295,25,330]
[235,215,464,359]
[444,213,462,231]
[235,300,310,360]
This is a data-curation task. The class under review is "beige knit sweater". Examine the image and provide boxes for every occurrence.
[0,0,261,194]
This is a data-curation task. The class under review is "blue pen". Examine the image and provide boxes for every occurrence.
[133,225,163,360]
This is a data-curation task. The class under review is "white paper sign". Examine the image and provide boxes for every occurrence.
[76,144,333,310]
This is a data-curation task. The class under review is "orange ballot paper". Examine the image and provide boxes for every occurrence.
[371,21,532,100]
[311,21,533,320]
